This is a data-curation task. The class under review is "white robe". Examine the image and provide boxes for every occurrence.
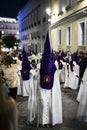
[63,63,71,88]
[27,68,39,122]
[17,71,30,97]
[59,67,65,84]
[21,80,30,96]
[55,60,65,84]
[39,68,63,126]
[77,68,87,122]
[69,62,79,90]
[63,62,79,90]
[17,71,22,95]
[17,72,30,97]
[52,70,63,125]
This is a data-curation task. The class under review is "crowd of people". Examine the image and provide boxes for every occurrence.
[0,32,87,129]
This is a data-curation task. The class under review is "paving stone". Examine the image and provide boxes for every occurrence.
[16,87,87,130]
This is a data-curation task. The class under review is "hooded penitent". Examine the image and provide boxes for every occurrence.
[40,32,56,89]
[21,47,31,80]
[72,50,79,65]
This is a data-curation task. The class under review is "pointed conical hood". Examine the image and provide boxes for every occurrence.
[42,32,51,60]
[21,47,31,80]
[40,32,56,89]
[22,47,28,62]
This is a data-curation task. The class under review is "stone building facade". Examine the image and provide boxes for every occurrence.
[0,17,19,39]
[18,0,87,53]
[50,0,87,52]
[17,0,51,53]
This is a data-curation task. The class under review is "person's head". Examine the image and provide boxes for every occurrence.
[3,55,13,67]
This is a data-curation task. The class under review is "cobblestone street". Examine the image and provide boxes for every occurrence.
[16,87,87,130]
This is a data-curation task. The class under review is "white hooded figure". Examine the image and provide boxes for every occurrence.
[70,61,79,90]
[20,47,31,97]
[62,60,79,90]
[27,65,40,123]
[38,32,63,127]
[77,68,87,122]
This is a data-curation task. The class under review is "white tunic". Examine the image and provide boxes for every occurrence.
[39,65,63,126]
[51,70,63,125]
[63,61,79,90]
[21,80,30,97]
[18,71,30,97]
[69,61,79,90]
[27,68,39,122]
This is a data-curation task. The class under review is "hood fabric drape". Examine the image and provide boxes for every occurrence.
[40,32,56,89]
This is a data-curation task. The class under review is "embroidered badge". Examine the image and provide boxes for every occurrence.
[44,75,50,83]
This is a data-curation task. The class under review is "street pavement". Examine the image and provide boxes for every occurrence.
[16,86,87,130]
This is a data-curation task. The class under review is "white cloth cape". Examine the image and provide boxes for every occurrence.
[27,69,39,122]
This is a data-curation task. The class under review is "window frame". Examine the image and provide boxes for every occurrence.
[58,28,62,45]
[58,0,62,13]
[66,0,72,6]
[66,24,72,46]
[78,19,86,46]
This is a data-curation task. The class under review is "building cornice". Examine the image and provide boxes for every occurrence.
[51,6,87,29]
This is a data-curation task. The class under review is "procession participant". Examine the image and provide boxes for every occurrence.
[76,52,87,102]
[39,32,63,127]
[62,53,79,90]
[56,52,65,84]
[20,47,31,96]
[27,54,41,123]
[16,54,22,96]
[70,61,79,90]
[77,67,87,122]
[27,65,39,123]
[78,51,86,87]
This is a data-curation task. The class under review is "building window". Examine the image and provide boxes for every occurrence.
[37,6,41,25]
[58,0,63,15]
[66,25,71,46]
[58,29,61,45]
[1,25,3,28]
[66,0,72,6]
[66,0,72,10]
[43,17,46,23]
[78,20,85,46]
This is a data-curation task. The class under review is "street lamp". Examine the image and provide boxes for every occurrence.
[46,8,51,16]
[46,8,52,22]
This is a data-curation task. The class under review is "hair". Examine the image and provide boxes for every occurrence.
[2,55,13,67]
[0,76,18,130]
